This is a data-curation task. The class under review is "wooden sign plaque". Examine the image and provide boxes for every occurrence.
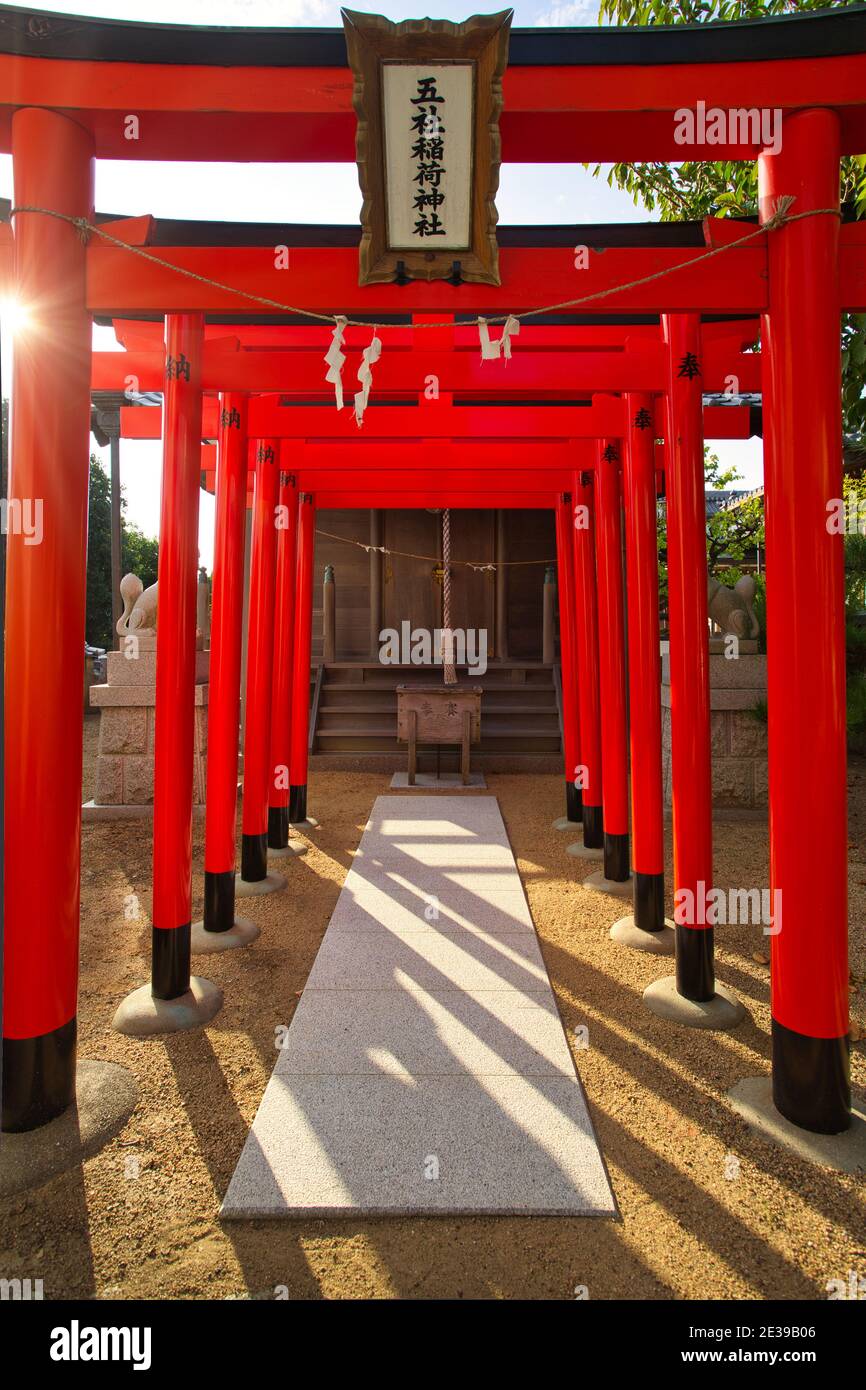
[342,9,513,286]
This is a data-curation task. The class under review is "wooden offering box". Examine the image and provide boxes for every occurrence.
[396,685,482,785]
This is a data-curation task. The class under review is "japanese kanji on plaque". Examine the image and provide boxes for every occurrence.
[342,8,512,284]
[383,64,473,249]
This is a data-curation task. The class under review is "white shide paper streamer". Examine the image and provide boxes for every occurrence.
[354,328,382,427]
[324,315,348,410]
[477,314,520,362]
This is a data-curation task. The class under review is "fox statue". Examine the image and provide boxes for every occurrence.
[707,573,759,640]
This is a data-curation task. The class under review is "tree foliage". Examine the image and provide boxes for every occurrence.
[703,451,765,570]
[0,422,160,652]
[123,519,159,595]
[599,0,864,27]
[86,453,159,651]
[844,485,866,743]
[86,452,113,652]
[595,0,866,438]
[656,450,763,605]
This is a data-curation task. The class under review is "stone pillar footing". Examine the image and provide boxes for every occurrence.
[567,840,604,861]
[643,975,745,1031]
[112,977,222,1036]
[584,870,633,898]
[726,1078,866,1172]
[0,1060,139,1196]
[267,841,308,859]
[190,918,260,953]
[235,870,287,897]
[610,916,676,954]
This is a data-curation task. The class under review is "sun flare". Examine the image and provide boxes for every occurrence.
[0,295,32,337]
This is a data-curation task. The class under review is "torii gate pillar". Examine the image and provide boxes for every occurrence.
[290,494,316,825]
[241,439,280,882]
[203,392,250,936]
[594,435,630,882]
[113,314,223,1037]
[555,494,581,824]
[268,464,299,849]
[150,314,206,999]
[622,394,665,932]
[662,313,715,999]
[2,109,93,1130]
[759,109,850,1134]
[572,472,603,849]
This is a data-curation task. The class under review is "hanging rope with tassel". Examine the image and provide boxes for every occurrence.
[441,508,457,686]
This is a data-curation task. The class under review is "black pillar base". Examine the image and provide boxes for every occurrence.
[565,780,583,824]
[603,832,630,882]
[268,805,289,850]
[675,924,714,1003]
[772,1017,851,1135]
[152,924,191,1001]
[582,803,604,849]
[241,831,268,882]
[634,871,665,933]
[2,1017,76,1133]
[289,784,307,823]
[204,869,236,934]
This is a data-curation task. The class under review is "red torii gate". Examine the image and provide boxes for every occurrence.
[102,316,759,901]
[0,6,859,1142]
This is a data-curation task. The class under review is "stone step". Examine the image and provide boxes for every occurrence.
[321,684,556,706]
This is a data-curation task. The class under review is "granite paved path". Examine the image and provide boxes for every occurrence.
[221,795,616,1218]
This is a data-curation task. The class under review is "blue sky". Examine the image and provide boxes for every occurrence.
[1,0,762,566]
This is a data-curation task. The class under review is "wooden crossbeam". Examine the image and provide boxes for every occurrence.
[95,343,762,397]
[121,402,756,445]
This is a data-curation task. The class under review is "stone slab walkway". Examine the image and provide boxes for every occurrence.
[221,795,616,1218]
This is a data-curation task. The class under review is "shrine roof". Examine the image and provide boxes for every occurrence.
[1,3,865,67]
[100,216,714,250]
[4,5,866,162]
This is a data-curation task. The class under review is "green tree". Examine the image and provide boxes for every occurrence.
[1,440,161,652]
[86,454,159,650]
[657,450,763,611]
[122,522,159,595]
[595,0,866,437]
[86,453,113,650]
[703,451,765,570]
[844,474,866,744]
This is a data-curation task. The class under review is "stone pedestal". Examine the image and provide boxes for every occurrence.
[661,651,767,815]
[88,646,209,811]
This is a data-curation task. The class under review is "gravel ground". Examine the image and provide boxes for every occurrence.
[0,713,863,1301]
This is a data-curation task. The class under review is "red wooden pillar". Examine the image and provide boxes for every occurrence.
[662,314,714,1000]
[268,461,298,849]
[622,393,666,930]
[759,110,849,1133]
[151,313,206,997]
[2,110,93,1130]
[595,435,630,882]
[555,494,582,823]
[203,393,248,932]
[240,438,279,881]
[572,471,603,849]
[290,494,316,824]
